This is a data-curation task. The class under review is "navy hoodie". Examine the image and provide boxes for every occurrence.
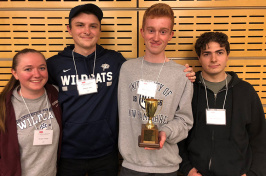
[47,44,126,159]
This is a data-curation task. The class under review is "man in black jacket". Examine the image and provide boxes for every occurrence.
[178,32,266,176]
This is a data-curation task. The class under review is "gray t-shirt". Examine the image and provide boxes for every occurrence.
[201,74,232,94]
[12,86,60,176]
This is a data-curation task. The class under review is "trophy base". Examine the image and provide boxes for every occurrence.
[138,124,160,148]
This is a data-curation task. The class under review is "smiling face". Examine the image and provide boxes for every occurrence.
[199,41,229,82]
[141,17,174,58]
[12,52,48,97]
[67,13,101,56]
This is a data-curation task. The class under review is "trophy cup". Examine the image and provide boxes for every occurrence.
[138,98,162,148]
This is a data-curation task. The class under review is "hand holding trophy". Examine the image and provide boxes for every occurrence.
[138,98,163,148]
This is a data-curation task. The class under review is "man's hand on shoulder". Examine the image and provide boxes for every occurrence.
[188,168,202,176]
[184,64,196,83]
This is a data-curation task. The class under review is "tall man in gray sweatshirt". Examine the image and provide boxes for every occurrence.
[118,3,194,175]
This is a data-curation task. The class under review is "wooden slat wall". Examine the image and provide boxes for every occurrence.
[0,0,265,117]
[0,61,12,92]
[139,10,266,57]
[139,0,266,7]
[0,11,137,59]
[1,0,265,8]
[0,1,136,8]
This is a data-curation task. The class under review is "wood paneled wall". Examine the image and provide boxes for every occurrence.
[0,0,265,117]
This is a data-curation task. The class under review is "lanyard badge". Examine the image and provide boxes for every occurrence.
[138,56,166,98]
[72,49,98,96]
[33,130,53,145]
[206,109,226,125]
[77,78,98,95]
[201,72,228,126]
[20,88,54,145]
[137,80,157,98]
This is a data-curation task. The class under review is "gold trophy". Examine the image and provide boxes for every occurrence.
[138,98,162,148]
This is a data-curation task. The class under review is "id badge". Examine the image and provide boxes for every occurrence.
[33,130,53,145]
[77,79,98,95]
[206,109,226,125]
[137,80,157,97]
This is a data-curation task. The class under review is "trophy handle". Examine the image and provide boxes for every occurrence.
[154,99,163,117]
[141,98,151,117]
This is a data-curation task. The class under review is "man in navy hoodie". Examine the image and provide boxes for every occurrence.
[47,3,195,176]
[47,3,125,176]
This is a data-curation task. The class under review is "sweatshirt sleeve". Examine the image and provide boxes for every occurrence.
[246,86,266,176]
[160,79,194,144]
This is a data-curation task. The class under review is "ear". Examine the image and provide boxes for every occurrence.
[169,31,174,41]
[140,28,144,38]
[67,25,72,36]
[11,69,19,80]
[198,56,202,64]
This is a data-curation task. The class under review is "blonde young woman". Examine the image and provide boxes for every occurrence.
[0,49,62,176]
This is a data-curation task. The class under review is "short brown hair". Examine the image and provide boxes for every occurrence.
[195,32,230,57]
[142,3,174,31]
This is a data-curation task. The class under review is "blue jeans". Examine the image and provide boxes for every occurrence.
[57,151,118,176]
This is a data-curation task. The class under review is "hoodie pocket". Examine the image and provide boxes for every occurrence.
[187,137,212,173]
[212,139,244,175]
[62,119,115,158]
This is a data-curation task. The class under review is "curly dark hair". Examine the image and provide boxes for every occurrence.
[195,32,230,57]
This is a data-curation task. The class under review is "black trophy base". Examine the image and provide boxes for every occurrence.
[138,124,160,148]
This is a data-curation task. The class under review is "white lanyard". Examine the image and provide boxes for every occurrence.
[141,56,166,84]
[72,49,96,78]
[20,88,52,130]
[201,72,228,110]
[138,56,166,98]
